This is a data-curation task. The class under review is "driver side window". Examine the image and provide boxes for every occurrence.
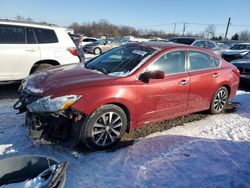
[148,51,186,75]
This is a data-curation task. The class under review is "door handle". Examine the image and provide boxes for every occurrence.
[26,48,37,52]
[213,73,220,78]
[179,80,188,85]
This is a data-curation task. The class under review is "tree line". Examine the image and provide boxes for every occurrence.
[69,20,250,41]
[69,19,175,39]
[14,15,250,40]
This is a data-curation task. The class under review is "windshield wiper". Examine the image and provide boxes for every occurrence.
[86,65,108,74]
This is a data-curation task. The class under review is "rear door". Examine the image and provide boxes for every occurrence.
[136,50,190,125]
[187,50,222,112]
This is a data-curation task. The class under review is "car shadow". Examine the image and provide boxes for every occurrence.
[0,83,20,99]
[239,81,250,92]
[2,135,250,188]
[62,139,135,154]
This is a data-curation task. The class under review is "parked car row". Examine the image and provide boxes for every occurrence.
[169,37,250,82]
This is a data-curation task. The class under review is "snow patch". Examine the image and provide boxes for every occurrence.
[0,90,250,187]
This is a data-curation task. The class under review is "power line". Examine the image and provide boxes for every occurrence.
[136,22,250,28]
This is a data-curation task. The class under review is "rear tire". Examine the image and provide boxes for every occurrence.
[80,104,127,150]
[210,86,229,114]
[31,63,53,74]
[93,47,102,55]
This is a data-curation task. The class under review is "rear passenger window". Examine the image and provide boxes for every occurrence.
[192,41,203,48]
[148,51,186,75]
[213,57,221,67]
[34,28,58,43]
[26,28,36,44]
[189,51,213,71]
[0,25,25,44]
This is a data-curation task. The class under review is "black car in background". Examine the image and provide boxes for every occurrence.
[231,51,250,82]
[221,43,250,62]
[169,37,197,45]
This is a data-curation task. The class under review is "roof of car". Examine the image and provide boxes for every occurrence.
[170,37,199,40]
[0,19,61,29]
[129,41,195,51]
[126,41,218,57]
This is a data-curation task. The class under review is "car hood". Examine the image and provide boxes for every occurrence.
[23,63,115,96]
[232,59,250,66]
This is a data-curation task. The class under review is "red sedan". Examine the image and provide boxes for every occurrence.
[15,42,240,150]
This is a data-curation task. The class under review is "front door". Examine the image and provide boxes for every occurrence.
[136,50,190,126]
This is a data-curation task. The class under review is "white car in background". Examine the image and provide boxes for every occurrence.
[0,19,80,82]
[169,37,224,56]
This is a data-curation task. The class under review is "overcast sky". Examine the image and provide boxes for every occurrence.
[1,0,250,36]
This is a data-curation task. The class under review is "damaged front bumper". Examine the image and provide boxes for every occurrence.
[14,90,85,141]
[25,112,74,140]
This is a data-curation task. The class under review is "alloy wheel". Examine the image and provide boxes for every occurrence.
[213,89,228,113]
[91,112,123,147]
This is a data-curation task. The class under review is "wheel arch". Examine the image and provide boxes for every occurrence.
[222,84,231,96]
[107,102,131,133]
[74,98,134,133]
[29,59,60,74]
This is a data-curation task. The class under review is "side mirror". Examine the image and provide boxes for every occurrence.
[139,70,165,83]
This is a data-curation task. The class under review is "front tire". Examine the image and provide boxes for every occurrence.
[80,104,127,150]
[210,86,229,114]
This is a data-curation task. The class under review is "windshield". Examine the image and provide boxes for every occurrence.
[85,45,155,76]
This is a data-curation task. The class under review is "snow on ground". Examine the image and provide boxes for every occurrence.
[0,91,250,188]
[85,53,97,61]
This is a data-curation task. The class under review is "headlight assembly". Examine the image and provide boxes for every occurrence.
[27,95,81,113]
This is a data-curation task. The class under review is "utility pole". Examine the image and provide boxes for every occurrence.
[224,17,231,40]
[173,23,176,37]
[182,22,186,36]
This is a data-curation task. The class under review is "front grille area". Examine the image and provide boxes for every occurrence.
[222,54,240,62]
[238,67,244,73]
[245,68,250,73]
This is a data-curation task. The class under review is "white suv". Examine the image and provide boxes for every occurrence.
[0,20,80,82]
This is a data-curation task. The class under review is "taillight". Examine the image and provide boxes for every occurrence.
[67,47,78,56]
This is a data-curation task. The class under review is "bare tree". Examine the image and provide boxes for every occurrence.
[239,30,250,41]
[204,24,217,39]
[15,15,33,22]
